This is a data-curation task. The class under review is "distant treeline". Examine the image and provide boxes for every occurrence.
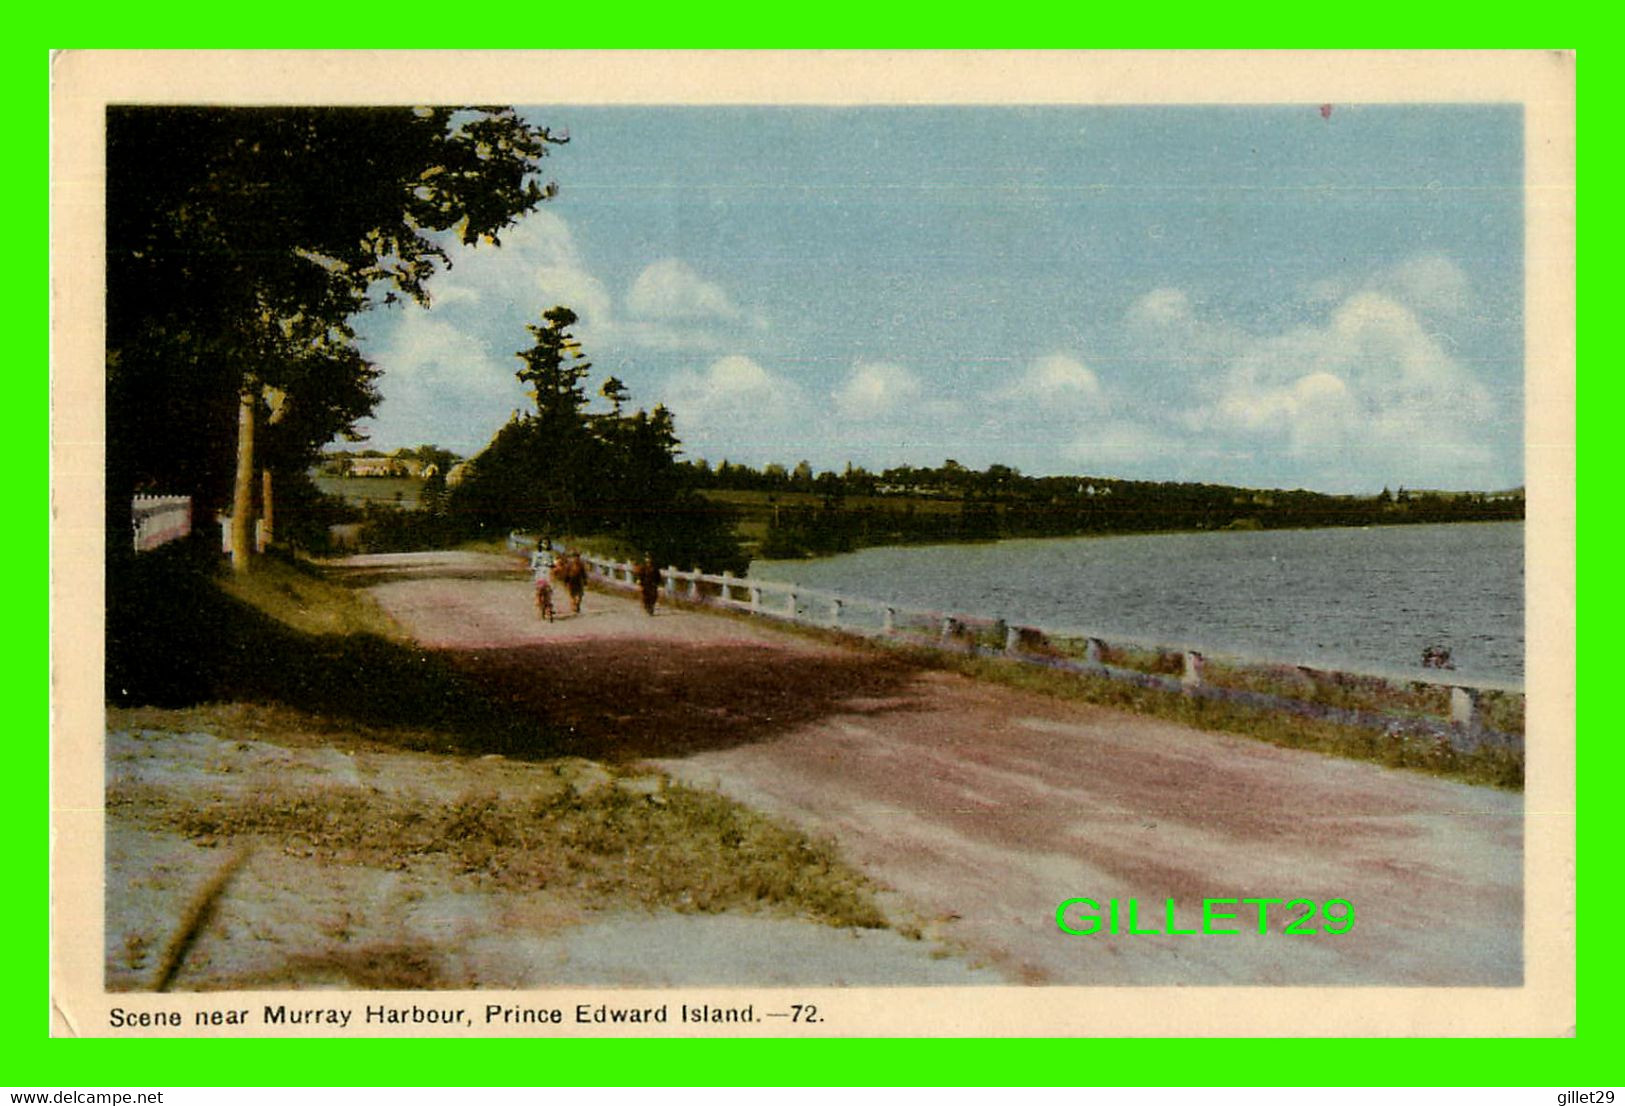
[677,459,1525,560]
[292,446,1522,569]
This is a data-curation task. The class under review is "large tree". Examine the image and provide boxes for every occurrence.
[451,307,746,572]
[106,105,564,568]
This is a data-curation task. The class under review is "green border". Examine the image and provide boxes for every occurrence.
[32,21,1596,1090]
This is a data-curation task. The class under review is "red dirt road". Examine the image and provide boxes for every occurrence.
[354,551,1522,986]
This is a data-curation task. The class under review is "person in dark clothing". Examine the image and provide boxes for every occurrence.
[563,551,587,614]
[634,554,662,616]
[553,551,585,615]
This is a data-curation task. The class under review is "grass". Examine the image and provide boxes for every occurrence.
[969,654,1521,788]
[216,552,407,640]
[312,474,426,508]
[1013,630,1525,739]
[108,757,886,931]
[1203,659,1525,737]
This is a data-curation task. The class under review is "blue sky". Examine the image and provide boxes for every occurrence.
[351,104,1524,494]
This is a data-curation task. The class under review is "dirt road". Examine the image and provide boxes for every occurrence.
[356,550,1522,986]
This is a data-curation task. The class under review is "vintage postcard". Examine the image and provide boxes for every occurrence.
[51,50,1575,1037]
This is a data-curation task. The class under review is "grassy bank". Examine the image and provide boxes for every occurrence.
[945,651,1524,790]
[641,588,1525,791]
[107,544,535,752]
[1013,632,1525,738]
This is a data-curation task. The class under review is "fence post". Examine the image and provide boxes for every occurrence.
[883,607,896,636]
[1004,623,1021,655]
[940,616,956,644]
[1086,638,1105,665]
[829,597,843,629]
[688,571,700,599]
[1450,686,1482,733]
[750,585,761,613]
[786,588,798,619]
[1182,650,1205,690]
[722,570,735,605]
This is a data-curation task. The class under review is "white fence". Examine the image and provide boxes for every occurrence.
[505,533,1523,750]
[131,495,192,552]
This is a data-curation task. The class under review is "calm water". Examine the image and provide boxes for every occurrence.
[749,522,1525,683]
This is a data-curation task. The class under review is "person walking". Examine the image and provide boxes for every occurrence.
[532,543,556,622]
[534,572,555,622]
[634,553,662,616]
[563,551,588,615]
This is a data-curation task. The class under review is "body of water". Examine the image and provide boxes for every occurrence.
[748,522,1524,684]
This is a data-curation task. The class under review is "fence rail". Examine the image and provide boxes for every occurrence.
[505,533,1523,752]
[131,495,192,553]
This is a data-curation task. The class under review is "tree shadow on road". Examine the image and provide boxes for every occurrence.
[107,543,925,762]
[107,543,545,755]
[445,637,927,763]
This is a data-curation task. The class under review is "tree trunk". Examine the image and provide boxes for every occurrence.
[230,387,255,573]
[258,468,273,552]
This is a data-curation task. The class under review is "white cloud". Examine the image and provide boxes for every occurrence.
[1376,253,1471,317]
[666,354,803,428]
[833,361,925,420]
[996,353,1103,406]
[607,258,771,352]
[353,211,622,453]
[627,258,741,321]
[1297,254,1471,321]
[355,312,527,454]
[1123,287,1248,383]
[980,352,1113,457]
[376,315,503,391]
[423,209,614,327]
[1126,287,1196,330]
[1159,287,1498,488]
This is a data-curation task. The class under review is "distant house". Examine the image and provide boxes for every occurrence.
[347,456,424,478]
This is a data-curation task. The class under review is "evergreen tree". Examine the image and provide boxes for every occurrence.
[513,306,597,532]
[450,311,745,572]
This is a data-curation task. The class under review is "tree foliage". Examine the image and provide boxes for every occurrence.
[450,308,746,573]
[686,458,1527,559]
[105,105,565,548]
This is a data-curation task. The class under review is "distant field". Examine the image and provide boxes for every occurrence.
[700,489,963,515]
[313,474,425,508]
